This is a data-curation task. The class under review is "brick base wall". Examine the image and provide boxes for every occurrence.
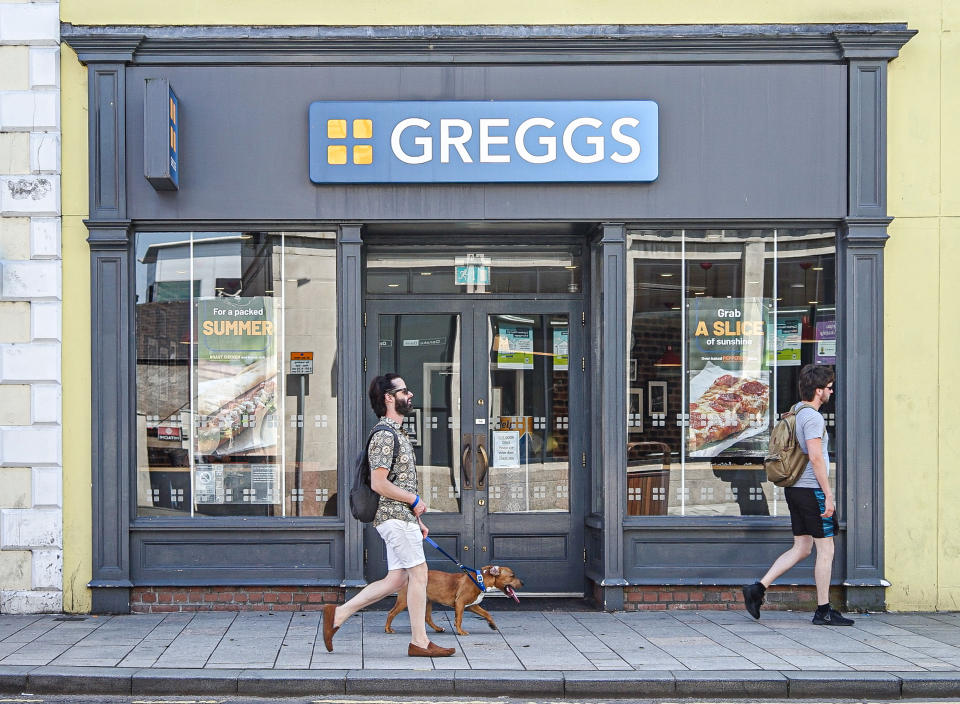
[623,584,846,611]
[130,587,343,613]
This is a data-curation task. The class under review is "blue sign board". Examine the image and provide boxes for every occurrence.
[308,100,658,184]
[168,87,179,189]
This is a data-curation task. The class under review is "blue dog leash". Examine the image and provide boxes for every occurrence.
[423,536,485,592]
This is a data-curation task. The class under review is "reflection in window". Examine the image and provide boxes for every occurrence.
[135,231,338,518]
[626,229,837,517]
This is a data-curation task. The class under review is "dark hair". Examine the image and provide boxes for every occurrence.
[369,373,402,417]
[798,364,835,402]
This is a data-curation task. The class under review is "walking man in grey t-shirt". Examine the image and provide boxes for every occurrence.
[742,364,854,626]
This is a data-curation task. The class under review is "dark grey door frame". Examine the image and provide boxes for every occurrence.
[361,294,588,595]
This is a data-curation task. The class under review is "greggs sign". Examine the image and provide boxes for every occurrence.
[308,100,658,184]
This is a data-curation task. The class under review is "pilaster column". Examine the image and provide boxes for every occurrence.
[337,224,365,590]
[594,223,627,610]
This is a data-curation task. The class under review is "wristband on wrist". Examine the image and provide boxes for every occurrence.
[411,495,420,509]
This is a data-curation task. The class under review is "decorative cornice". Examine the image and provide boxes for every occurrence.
[61,23,915,66]
[85,219,132,248]
[835,30,917,59]
[842,217,892,247]
[65,35,143,64]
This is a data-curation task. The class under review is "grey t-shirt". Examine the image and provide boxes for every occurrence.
[791,403,830,489]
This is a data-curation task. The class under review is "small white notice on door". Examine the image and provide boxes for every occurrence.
[492,430,520,468]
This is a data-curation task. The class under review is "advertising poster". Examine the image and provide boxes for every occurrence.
[193,296,280,465]
[687,297,772,457]
[552,327,569,371]
[815,315,837,364]
[775,316,803,366]
[496,324,534,369]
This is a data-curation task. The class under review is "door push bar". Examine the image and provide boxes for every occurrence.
[461,432,489,490]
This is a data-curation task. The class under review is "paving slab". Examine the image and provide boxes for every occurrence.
[27,665,138,694]
[784,670,901,698]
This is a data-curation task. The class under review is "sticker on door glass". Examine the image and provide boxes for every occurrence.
[492,430,520,468]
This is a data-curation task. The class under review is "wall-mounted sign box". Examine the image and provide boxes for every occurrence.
[309,100,658,184]
[144,78,180,191]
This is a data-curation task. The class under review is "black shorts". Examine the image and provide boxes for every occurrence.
[784,487,839,538]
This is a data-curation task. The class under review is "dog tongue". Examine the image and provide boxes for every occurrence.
[504,585,520,603]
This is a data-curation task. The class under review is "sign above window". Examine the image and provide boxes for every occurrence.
[308,100,658,184]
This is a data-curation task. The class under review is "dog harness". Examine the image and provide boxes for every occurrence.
[424,536,485,592]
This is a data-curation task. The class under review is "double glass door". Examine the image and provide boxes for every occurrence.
[364,299,585,595]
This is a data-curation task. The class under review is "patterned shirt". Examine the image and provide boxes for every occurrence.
[368,417,419,527]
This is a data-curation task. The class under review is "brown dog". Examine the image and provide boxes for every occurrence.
[384,565,523,636]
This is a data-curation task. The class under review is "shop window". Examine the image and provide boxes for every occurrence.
[135,231,338,518]
[626,229,837,518]
[366,244,583,294]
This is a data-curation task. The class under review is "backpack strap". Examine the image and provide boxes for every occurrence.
[368,422,401,474]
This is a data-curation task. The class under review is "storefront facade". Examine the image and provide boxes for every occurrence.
[58,19,921,614]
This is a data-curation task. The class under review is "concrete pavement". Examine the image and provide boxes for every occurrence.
[3,607,960,698]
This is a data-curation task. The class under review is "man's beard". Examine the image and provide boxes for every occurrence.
[395,397,413,415]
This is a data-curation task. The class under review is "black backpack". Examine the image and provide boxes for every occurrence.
[349,424,400,523]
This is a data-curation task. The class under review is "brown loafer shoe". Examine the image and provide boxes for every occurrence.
[408,641,456,657]
[322,604,340,652]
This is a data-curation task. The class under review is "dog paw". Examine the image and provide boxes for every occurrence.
[455,629,470,636]
[430,625,446,633]
[385,627,395,634]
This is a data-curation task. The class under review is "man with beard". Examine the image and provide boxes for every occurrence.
[323,374,455,657]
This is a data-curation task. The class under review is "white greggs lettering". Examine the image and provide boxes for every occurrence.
[390,116,642,165]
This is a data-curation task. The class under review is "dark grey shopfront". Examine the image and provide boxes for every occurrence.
[64,23,913,613]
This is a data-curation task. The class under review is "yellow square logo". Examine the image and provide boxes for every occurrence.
[353,119,373,139]
[327,119,347,139]
[353,144,373,165]
[327,145,347,165]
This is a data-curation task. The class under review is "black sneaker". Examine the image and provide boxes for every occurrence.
[812,607,854,626]
[742,582,765,619]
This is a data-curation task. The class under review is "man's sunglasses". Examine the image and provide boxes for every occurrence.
[388,387,410,396]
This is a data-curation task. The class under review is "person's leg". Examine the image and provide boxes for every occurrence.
[760,535,813,587]
[813,536,834,605]
[333,569,408,628]
[404,561,429,648]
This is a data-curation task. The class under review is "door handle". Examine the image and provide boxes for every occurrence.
[476,442,489,489]
[461,435,473,490]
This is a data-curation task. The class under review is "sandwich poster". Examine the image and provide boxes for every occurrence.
[686,298,772,457]
[193,296,280,470]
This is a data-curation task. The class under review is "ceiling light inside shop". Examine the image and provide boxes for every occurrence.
[748,281,760,284]
[387,283,400,288]
[694,291,705,296]
[564,265,578,270]
[791,283,804,288]
[660,273,673,278]
[812,266,824,271]
[420,272,432,276]
[808,300,818,305]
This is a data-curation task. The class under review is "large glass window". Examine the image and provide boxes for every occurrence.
[626,228,837,517]
[135,231,337,517]
[366,244,583,294]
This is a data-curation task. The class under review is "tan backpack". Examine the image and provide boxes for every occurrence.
[763,403,815,487]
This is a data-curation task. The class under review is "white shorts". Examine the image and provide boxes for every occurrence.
[375,519,426,571]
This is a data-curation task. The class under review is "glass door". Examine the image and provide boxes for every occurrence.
[365,300,584,595]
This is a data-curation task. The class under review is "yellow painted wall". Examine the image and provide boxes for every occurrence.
[60,43,91,614]
[58,0,956,610]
